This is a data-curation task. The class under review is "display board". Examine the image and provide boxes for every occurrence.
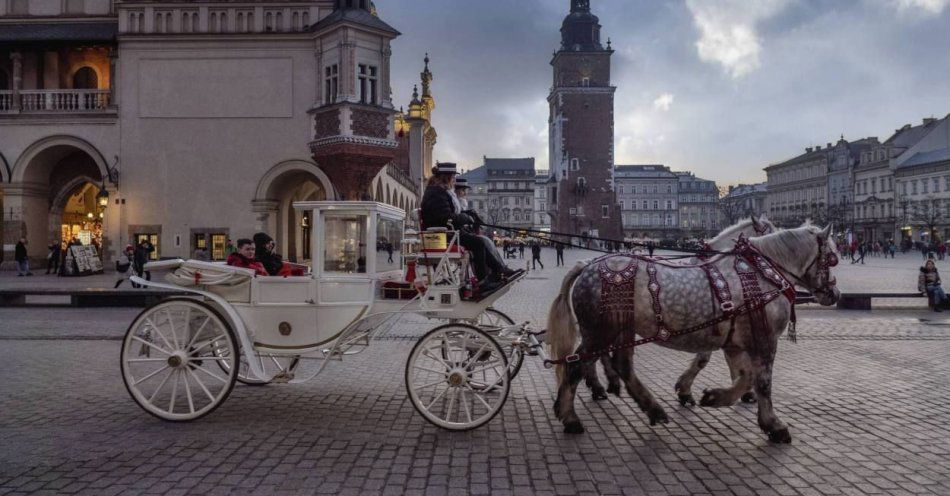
[64,245,104,276]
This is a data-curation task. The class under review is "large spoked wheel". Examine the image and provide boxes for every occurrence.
[406,324,510,431]
[475,308,524,379]
[120,298,238,421]
[214,347,301,386]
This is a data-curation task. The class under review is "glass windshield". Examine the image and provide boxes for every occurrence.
[324,214,367,274]
[376,216,404,272]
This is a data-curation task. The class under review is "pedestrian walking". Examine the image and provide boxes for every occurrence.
[647,241,655,257]
[15,238,33,276]
[852,242,866,265]
[530,241,544,270]
[114,245,135,288]
[555,242,565,267]
[518,242,525,259]
[45,242,61,274]
[133,239,154,288]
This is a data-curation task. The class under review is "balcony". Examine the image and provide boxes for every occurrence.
[0,89,113,113]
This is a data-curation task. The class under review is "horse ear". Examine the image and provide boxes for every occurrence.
[751,214,761,228]
[819,224,831,240]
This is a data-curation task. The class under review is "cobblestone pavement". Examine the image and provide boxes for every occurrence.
[1,249,949,495]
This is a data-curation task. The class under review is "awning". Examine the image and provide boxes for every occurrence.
[0,22,117,43]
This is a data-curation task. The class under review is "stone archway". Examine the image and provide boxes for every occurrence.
[4,136,110,265]
[253,160,334,263]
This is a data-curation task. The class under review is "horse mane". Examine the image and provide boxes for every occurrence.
[750,223,823,275]
[710,216,775,245]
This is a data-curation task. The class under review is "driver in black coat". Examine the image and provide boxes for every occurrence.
[421,162,516,291]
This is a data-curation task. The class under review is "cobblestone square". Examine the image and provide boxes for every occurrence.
[1,248,949,495]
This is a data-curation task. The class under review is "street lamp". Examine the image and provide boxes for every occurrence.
[96,181,109,208]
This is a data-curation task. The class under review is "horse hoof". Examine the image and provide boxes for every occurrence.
[564,421,585,434]
[699,389,720,407]
[591,387,608,401]
[648,407,669,426]
[767,428,792,444]
[740,392,757,404]
[607,383,622,397]
[678,393,695,407]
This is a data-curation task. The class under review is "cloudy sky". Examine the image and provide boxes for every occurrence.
[380,0,950,185]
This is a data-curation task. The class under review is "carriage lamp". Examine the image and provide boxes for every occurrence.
[96,182,110,208]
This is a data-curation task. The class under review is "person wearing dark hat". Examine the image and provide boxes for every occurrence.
[453,177,471,211]
[253,232,284,276]
[421,162,516,291]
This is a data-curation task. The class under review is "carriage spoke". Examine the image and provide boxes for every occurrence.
[414,378,448,390]
[125,358,169,363]
[165,308,181,350]
[464,385,494,410]
[182,370,195,414]
[444,388,457,422]
[185,316,211,350]
[131,335,171,356]
[413,365,448,377]
[424,384,450,410]
[187,368,217,403]
[145,317,174,352]
[467,358,505,374]
[131,364,172,386]
[460,389,473,424]
[460,341,491,369]
[168,370,180,413]
[146,368,175,404]
[189,337,224,355]
[192,363,228,383]
[420,349,452,370]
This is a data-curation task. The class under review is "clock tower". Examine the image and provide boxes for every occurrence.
[548,0,621,240]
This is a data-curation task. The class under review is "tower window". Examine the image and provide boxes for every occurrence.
[359,64,378,105]
[570,158,580,171]
[324,64,339,104]
[602,205,609,218]
[581,77,590,87]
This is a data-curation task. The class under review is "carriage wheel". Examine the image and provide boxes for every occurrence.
[214,346,301,386]
[475,308,524,379]
[120,299,238,421]
[406,324,510,431]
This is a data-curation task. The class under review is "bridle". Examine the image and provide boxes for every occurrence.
[753,221,773,236]
[779,235,838,295]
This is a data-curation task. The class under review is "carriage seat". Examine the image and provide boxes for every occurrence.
[164,260,253,303]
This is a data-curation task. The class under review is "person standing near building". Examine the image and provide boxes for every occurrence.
[518,241,525,259]
[15,238,32,276]
[45,242,61,275]
[555,241,565,267]
[133,239,154,288]
[114,245,135,288]
[530,241,544,270]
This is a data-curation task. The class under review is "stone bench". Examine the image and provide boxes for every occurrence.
[835,292,925,310]
[0,288,186,308]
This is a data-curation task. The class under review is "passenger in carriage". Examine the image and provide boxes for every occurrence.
[421,162,517,291]
[253,232,284,276]
[226,238,269,277]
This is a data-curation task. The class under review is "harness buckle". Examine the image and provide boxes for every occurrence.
[565,354,581,363]
[720,301,735,313]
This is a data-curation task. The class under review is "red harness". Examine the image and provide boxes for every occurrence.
[549,237,797,366]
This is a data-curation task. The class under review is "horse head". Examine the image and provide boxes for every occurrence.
[752,223,840,306]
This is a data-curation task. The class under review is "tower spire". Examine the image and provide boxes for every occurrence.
[571,0,591,13]
[421,53,433,97]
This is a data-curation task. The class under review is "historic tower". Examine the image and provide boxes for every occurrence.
[309,0,401,200]
[548,0,621,240]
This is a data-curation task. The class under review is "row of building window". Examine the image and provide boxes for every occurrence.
[899,176,950,196]
[855,176,895,196]
[323,63,378,105]
[617,184,674,195]
[619,200,674,210]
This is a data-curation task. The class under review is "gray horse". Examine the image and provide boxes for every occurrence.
[575,216,777,404]
[548,224,839,443]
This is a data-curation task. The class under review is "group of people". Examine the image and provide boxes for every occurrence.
[225,233,303,277]
[114,239,155,288]
[841,239,897,264]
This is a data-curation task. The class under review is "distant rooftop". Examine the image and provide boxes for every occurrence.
[483,157,535,171]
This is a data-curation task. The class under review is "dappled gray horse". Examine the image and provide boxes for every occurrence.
[548,224,839,443]
[575,216,777,403]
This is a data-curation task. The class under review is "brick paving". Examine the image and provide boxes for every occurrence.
[1,248,949,495]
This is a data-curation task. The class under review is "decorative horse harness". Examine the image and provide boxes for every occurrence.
[546,234,836,367]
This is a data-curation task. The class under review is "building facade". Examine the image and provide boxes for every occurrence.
[720,183,768,224]
[765,146,830,227]
[853,139,895,243]
[891,116,950,242]
[614,165,679,240]
[676,171,721,239]
[0,0,427,266]
[533,169,550,230]
[547,0,621,240]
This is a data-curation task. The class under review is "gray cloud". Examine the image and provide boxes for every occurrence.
[380,0,950,184]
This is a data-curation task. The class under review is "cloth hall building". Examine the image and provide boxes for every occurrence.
[0,0,432,267]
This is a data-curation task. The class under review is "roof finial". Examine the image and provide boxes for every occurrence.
[424,52,430,71]
[411,84,419,101]
[607,37,612,49]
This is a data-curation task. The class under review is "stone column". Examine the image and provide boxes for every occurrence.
[108,46,118,108]
[10,52,22,112]
[380,43,392,108]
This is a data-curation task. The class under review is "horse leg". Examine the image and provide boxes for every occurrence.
[584,356,609,401]
[699,348,754,407]
[602,353,623,398]
[673,351,711,407]
[554,349,589,434]
[753,356,791,443]
[614,348,668,426]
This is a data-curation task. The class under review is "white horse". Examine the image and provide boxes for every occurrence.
[548,223,839,442]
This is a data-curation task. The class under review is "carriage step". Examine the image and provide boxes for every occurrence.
[322,332,371,360]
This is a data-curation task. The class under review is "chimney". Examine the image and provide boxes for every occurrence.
[815,145,822,151]
[923,117,936,126]
[806,147,813,153]
[826,142,832,149]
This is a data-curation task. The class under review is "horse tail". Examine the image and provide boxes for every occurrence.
[547,261,586,386]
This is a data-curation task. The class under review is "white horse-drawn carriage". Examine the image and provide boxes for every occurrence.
[121,201,540,431]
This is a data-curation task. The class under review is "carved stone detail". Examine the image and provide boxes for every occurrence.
[313,109,341,138]
[350,108,390,139]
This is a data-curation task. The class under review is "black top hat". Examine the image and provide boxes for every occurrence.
[454,177,471,189]
[434,162,458,175]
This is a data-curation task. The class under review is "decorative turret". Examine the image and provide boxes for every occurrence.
[561,0,603,51]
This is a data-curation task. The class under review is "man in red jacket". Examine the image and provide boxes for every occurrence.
[226,238,268,276]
